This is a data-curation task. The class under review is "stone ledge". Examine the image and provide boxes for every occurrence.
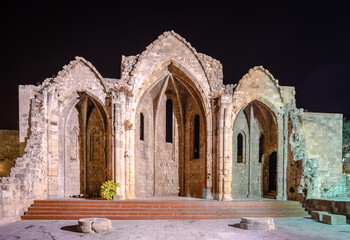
[322,214,347,225]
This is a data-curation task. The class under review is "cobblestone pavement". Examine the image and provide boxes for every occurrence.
[0,217,349,240]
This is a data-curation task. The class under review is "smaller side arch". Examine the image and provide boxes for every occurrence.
[231,96,280,131]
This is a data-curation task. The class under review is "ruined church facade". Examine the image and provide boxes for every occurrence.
[0,31,345,224]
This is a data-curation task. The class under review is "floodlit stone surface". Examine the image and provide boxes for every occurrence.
[0,30,346,225]
[240,217,275,231]
[77,218,96,233]
[2,217,348,240]
[322,214,347,225]
[91,218,112,233]
[77,218,112,233]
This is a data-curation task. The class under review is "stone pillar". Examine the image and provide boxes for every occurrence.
[114,92,126,199]
[282,111,289,200]
[222,106,233,201]
[205,113,213,199]
[248,106,254,198]
[217,101,225,200]
[211,98,220,199]
[276,113,284,200]
[123,94,135,199]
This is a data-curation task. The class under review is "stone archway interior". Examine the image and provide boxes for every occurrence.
[232,101,278,199]
[135,65,206,198]
[64,93,107,197]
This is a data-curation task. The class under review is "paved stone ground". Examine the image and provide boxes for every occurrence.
[0,217,349,240]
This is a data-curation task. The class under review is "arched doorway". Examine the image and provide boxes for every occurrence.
[63,92,109,197]
[232,100,278,199]
[135,64,207,198]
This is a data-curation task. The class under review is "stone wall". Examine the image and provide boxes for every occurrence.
[0,130,20,177]
[232,108,250,198]
[0,90,48,225]
[135,95,155,197]
[154,97,179,196]
[302,112,345,198]
[64,106,80,197]
[184,101,206,199]
[18,85,36,155]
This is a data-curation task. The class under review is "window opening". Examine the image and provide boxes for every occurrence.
[259,134,264,163]
[166,99,173,143]
[140,113,144,141]
[194,114,200,158]
[237,133,243,163]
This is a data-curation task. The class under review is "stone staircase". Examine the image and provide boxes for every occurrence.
[21,199,309,220]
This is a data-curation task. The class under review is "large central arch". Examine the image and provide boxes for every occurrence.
[134,63,207,198]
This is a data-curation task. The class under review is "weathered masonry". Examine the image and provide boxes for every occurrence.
[0,31,345,225]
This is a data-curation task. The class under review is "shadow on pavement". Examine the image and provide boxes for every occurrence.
[228,223,241,229]
[61,225,79,233]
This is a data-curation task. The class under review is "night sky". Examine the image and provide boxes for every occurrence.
[1,1,349,130]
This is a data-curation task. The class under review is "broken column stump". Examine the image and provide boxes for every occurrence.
[77,218,112,233]
[240,217,275,231]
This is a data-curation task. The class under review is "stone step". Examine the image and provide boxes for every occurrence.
[33,199,301,204]
[22,214,309,220]
[27,207,307,212]
[22,199,309,220]
[31,201,303,207]
[24,210,308,216]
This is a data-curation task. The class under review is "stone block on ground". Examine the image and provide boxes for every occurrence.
[322,214,346,225]
[311,211,328,221]
[77,218,112,233]
[240,217,275,231]
[92,218,112,233]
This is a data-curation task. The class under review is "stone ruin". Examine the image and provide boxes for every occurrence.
[0,30,346,225]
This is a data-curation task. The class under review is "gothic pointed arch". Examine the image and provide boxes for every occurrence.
[134,58,208,199]
[55,56,108,93]
[122,31,223,100]
[231,99,279,199]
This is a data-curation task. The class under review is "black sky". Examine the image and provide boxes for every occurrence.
[1,1,349,129]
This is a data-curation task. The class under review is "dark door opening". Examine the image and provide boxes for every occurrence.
[268,151,277,192]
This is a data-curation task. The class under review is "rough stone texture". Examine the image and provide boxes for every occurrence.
[322,214,347,225]
[0,30,345,225]
[311,211,328,221]
[77,218,112,233]
[91,218,112,233]
[77,218,96,233]
[240,217,275,230]
[0,130,20,177]
[302,112,345,198]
